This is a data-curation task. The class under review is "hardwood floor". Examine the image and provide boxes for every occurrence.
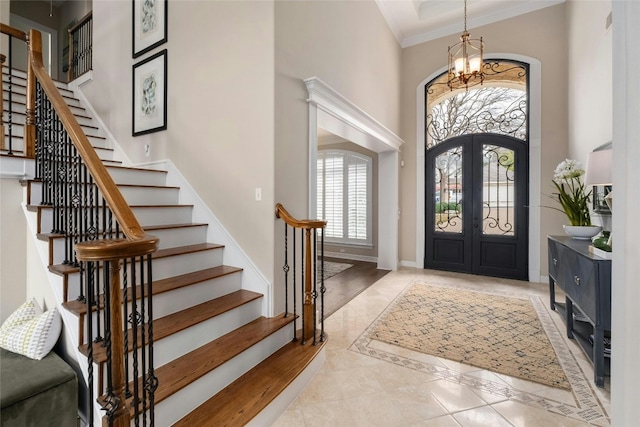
[322,257,390,317]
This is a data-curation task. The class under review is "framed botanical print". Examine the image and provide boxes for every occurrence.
[132,49,167,136]
[592,185,612,214]
[132,0,168,58]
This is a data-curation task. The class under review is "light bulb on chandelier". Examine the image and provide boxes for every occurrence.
[447,0,485,91]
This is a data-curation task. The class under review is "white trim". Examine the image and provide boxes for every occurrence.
[305,77,404,271]
[304,77,403,153]
[138,159,274,317]
[324,251,377,264]
[415,54,541,282]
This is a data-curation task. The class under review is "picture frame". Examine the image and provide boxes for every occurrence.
[132,0,168,58]
[592,185,612,215]
[132,49,167,136]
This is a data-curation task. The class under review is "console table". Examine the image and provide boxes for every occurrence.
[548,235,611,387]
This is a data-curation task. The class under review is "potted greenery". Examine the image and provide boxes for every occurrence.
[552,159,602,239]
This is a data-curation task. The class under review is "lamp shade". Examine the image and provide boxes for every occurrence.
[584,149,612,186]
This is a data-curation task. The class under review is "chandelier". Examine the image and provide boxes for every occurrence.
[447,0,485,91]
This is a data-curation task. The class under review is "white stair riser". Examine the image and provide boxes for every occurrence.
[80,272,244,336]
[32,184,179,207]
[119,186,180,206]
[127,298,263,382]
[63,248,225,300]
[42,224,207,263]
[146,225,208,250]
[2,123,106,147]
[3,124,24,137]
[153,249,224,280]
[4,91,81,107]
[151,272,243,318]
[2,136,23,152]
[38,205,193,233]
[153,325,293,427]
[106,167,168,187]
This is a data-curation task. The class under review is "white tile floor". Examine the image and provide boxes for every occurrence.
[273,267,611,427]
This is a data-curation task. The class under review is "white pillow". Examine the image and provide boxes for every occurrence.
[0,298,41,335]
[0,300,61,360]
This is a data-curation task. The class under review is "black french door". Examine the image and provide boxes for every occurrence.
[425,133,529,280]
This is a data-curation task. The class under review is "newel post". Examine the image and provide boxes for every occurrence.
[103,259,130,427]
[304,228,314,341]
[25,30,37,158]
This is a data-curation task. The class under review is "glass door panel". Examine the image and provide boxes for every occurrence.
[434,146,463,234]
[482,145,515,236]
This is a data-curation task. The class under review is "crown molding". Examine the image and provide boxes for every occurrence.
[304,77,403,153]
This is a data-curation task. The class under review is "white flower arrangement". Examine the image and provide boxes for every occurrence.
[552,159,592,226]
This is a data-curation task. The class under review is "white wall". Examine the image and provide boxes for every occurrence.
[611,2,640,424]
[80,0,276,281]
[0,180,27,322]
[566,1,612,162]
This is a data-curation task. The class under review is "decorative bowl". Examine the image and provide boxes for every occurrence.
[563,225,602,240]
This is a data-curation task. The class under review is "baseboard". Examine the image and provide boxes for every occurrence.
[324,251,377,263]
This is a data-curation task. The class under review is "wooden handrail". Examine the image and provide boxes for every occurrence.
[68,11,93,34]
[275,203,326,344]
[28,28,157,426]
[29,29,150,244]
[275,203,326,230]
[1,23,27,41]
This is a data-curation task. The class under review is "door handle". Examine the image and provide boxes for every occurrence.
[473,223,479,228]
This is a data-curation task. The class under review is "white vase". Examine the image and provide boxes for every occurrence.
[563,225,602,240]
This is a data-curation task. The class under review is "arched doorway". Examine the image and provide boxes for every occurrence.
[423,60,530,280]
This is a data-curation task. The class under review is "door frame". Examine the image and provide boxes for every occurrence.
[415,54,542,282]
[305,77,405,271]
[425,134,529,279]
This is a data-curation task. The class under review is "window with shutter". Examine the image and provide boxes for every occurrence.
[317,150,372,246]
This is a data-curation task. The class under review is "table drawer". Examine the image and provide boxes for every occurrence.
[568,253,597,321]
[548,239,562,281]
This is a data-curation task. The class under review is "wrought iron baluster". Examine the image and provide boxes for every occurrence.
[130,259,140,425]
[145,253,157,427]
[140,255,147,426]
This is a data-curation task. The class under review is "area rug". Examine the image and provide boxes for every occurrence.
[317,261,353,283]
[369,283,570,389]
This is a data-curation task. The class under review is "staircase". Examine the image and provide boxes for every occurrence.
[2,67,325,426]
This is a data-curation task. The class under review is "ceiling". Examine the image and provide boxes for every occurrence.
[375,0,565,48]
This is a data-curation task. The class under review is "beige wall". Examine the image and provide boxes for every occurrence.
[0,180,27,323]
[81,0,276,280]
[274,0,401,311]
[566,2,612,159]
[399,4,569,276]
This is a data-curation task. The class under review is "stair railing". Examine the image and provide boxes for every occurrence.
[26,28,158,426]
[1,24,29,156]
[275,203,327,345]
[67,11,92,81]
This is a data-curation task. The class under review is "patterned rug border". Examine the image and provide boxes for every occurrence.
[348,280,610,426]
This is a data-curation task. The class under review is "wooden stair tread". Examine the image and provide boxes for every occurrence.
[105,164,168,174]
[79,289,262,363]
[63,265,242,317]
[174,338,325,426]
[98,314,296,415]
